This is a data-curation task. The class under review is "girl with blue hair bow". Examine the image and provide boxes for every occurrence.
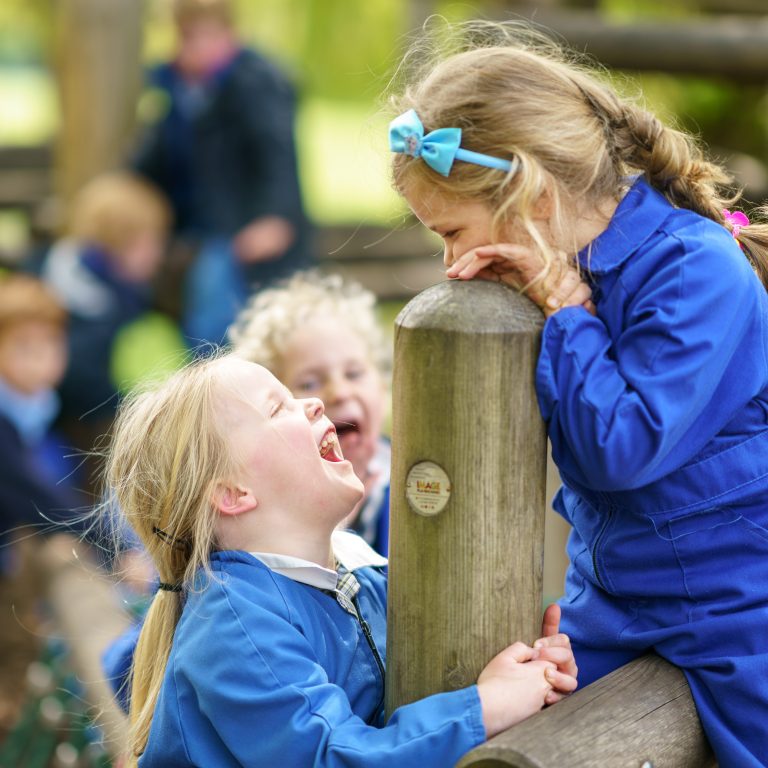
[389,20,768,768]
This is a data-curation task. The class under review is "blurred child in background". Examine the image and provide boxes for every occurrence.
[41,171,171,494]
[230,271,391,555]
[0,273,84,729]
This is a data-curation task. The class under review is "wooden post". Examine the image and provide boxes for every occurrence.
[457,654,715,768]
[385,279,547,713]
[53,0,143,211]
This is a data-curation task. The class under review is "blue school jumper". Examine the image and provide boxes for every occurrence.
[138,549,485,767]
[537,177,768,767]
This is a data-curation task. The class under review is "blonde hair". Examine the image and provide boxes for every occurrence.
[390,20,768,288]
[0,273,66,338]
[229,270,391,378]
[106,354,236,764]
[67,172,171,255]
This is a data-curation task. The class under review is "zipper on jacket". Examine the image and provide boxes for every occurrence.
[357,613,386,683]
[591,508,612,591]
[354,600,386,713]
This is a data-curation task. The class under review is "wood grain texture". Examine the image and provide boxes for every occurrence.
[457,654,715,768]
[54,0,142,205]
[385,280,547,714]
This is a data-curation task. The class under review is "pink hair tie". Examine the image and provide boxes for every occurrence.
[723,209,750,242]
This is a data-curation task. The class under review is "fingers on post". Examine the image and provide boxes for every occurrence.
[504,641,537,664]
[543,268,592,316]
[540,603,561,638]
[544,668,579,696]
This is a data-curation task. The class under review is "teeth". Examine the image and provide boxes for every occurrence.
[319,431,336,457]
[319,430,341,460]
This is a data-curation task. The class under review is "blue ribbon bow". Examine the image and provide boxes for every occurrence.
[389,109,515,177]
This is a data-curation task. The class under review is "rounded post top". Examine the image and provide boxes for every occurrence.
[396,280,545,335]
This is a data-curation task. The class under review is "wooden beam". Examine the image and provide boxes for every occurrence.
[385,280,547,712]
[695,0,768,13]
[511,6,768,81]
[458,654,715,768]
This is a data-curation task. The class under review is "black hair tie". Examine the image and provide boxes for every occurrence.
[157,582,183,593]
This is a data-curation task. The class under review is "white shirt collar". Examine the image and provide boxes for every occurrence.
[249,530,387,591]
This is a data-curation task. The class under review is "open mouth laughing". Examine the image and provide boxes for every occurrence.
[319,427,345,462]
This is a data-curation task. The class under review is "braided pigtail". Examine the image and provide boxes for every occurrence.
[590,94,768,291]
[734,210,768,290]
[601,101,733,220]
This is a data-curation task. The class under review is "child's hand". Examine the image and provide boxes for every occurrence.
[476,642,569,738]
[234,215,295,263]
[533,604,578,705]
[445,243,595,317]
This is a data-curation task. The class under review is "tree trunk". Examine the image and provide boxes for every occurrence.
[53,0,143,215]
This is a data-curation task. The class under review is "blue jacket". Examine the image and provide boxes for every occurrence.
[537,178,768,768]
[138,550,485,767]
[538,178,768,518]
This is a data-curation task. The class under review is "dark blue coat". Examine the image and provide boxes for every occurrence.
[132,48,311,283]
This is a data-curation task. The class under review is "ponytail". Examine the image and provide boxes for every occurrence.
[736,212,768,290]
[126,591,184,768]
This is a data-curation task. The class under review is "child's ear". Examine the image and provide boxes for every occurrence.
[213,484,258,517]
[532,186,554,219]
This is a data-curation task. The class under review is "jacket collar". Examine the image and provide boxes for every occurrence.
[213,530,387,591]
[577,176,671,275]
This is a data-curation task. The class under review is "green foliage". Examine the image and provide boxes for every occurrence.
[0,0,50,62]
[237,0,407,101]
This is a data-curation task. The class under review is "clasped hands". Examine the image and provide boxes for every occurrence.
[446,243,595,317]
[477,604,578,738]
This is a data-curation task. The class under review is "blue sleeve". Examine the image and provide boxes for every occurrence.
[177,586,485,768]
[537,235,768,491]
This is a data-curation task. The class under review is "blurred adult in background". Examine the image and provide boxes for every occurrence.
[40,171,171,495]
[131,0,312,348]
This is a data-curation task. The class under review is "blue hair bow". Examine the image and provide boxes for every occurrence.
[389,109,516,177]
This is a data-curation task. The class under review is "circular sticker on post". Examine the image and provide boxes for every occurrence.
[405,461,451,517]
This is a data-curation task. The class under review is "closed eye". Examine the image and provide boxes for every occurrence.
[270,401,286,417]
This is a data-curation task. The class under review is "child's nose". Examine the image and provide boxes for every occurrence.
[443,243,454,267]
[303,397,324,422]
[325,374,351,404]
